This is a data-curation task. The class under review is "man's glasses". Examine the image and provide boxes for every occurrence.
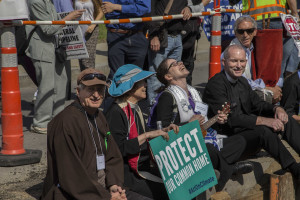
[167,61,183,71]
[236,28,255,35]
[81,73,106,82]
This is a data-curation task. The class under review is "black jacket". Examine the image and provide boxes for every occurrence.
[203,71,275,136]
[147,0,188,38]
[281,71,300,116]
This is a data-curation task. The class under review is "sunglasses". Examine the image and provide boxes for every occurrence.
[167,61,183,71]
[81,73,106,82]
[236,28,255,35]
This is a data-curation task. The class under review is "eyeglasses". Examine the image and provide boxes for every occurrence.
[167,61,183,71]
[81,73,106,82]
[236,28,255,35]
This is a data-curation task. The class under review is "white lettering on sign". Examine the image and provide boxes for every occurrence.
[170,141,184,166]
[192,153,210,172]
[173,163,195,186]
[177,137,190,163]
[155,128,204,180]
[166,178,177,194]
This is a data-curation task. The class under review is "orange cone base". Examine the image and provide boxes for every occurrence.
[0,149,42,167]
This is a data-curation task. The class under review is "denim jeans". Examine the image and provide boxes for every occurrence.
[147,34,183,105]
[283,37,300,74]
[107,31,148,79]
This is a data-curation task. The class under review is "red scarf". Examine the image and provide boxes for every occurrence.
[122,103,140,175]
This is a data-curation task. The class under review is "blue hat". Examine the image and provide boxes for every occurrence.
[109,64,155,97]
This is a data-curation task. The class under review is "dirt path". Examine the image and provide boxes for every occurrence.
[0,170,45,200]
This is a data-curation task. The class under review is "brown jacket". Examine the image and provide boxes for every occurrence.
[41,100,124,200]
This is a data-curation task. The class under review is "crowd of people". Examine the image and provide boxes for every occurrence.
[2,0,300,199]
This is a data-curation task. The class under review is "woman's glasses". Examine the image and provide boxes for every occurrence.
[167,61,183,71]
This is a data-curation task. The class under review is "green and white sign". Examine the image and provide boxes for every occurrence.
[149,121,218,200]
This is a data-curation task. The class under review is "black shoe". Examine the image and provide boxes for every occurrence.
[288,162,300,180]
[232,161,254,175]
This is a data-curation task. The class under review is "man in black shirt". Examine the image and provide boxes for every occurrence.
[146,0,192,106]
[203,44,300,179]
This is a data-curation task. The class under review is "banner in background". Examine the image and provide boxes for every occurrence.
[203,0,242,42]
[281,13,300,57]
[149,121,217,200]
[0,0,28,20]
[58,12,89,60]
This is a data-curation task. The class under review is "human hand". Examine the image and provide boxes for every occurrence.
[264,117,284,132]
[150,36,160,52]
[292,12,300,21]
[101,2,121,14]
[217,110,228,124]
[266,86,282,104]
[162,124,179,134]
[181,7,192,20]
[86,24,96,34]
[189,114,205,125]
[146,130,170,141]
[68,9,85,20]
[274,106,289,124]
[110,185,127,200]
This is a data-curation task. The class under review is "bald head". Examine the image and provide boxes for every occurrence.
[222,45,247,80]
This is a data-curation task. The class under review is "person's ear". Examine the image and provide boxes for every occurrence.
[221,59,226,67]
[253,29,257,37]
[76,87,80,97]
[164,73,173,82]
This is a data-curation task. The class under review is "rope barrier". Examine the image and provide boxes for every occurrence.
[2,9,244,26]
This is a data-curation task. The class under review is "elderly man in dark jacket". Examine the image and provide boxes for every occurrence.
[41,68,126,200]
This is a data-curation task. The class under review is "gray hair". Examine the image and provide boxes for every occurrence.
[234,15,257,32]
[223,44,246,60]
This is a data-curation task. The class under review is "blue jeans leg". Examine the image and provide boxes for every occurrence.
[107,32,148,79]
[286,43,300,73]
[147,35,183,105]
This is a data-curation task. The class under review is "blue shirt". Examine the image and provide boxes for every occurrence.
[104,0,151,30]
[53,0,74,13]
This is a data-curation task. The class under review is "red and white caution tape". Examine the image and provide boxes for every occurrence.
[10,11,218,26]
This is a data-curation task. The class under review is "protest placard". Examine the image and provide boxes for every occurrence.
[203,0,242,42]
[149,121,217,200]
[58,12,89,60]
[281,13,300,57]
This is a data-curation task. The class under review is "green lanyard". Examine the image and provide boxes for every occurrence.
[105,132,111,150]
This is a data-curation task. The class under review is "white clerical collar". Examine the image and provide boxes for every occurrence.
[225,71,238,83]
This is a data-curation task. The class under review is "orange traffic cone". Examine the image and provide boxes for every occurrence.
[0,26,41,167]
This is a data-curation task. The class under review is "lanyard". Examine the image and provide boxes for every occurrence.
[84,111,104,156]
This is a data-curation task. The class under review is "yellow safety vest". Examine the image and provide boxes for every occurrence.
[242,0,287,20]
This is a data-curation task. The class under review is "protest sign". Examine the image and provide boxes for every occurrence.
[149,121,217,200]
[58,12,89,60]
[203,0,242,42]
[281,13,300,57]
[0,0,28,20]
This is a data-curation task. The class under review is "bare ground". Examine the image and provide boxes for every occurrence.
[0,170,46,200]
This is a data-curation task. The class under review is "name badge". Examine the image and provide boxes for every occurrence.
[195,102,208,116]
[96,155,105,170]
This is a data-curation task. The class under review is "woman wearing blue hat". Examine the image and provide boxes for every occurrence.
[106,64,178,199]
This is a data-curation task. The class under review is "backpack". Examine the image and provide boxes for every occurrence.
[147,90,178,129]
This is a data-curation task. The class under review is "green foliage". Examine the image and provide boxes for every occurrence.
[98,23,107,43]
